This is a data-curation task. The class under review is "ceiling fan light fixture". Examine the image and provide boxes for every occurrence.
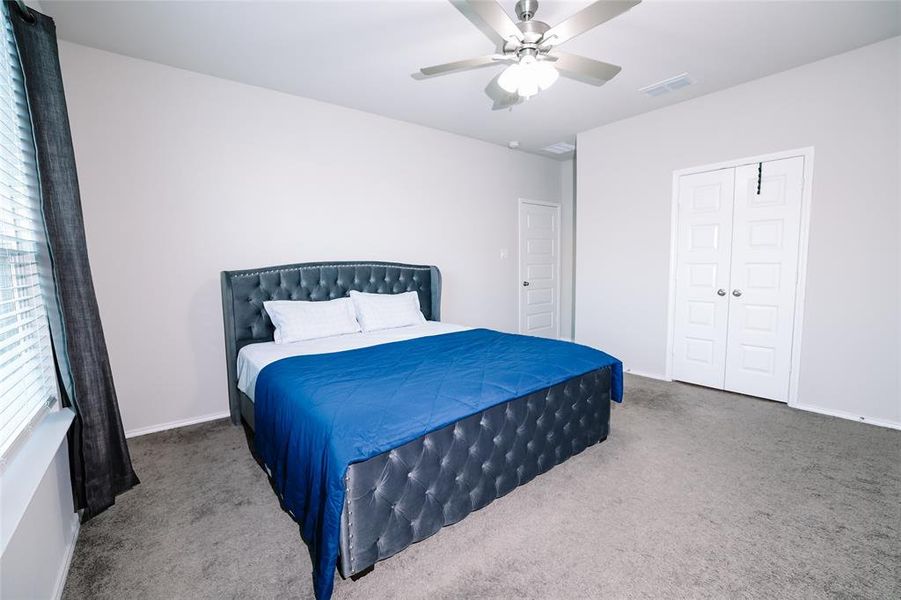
[498,56,559,98]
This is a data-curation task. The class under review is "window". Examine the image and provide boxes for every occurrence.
[0,4,58,463]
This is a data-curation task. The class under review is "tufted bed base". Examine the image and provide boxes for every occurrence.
[239,365,612,579]
[222,262,614,582]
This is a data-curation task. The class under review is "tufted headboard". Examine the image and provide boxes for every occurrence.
[220,261,442,424]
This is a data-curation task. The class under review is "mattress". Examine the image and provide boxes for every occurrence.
[236,321,470,400]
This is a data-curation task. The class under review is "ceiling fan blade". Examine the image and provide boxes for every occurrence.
[484,72,524,111]
[450,0,524,46]
[491,92,523,111]
[417,55,508,78]
[541,0,640,47]
[552,52,622,86]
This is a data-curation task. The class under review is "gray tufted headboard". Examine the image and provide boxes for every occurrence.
[220,261,442,424]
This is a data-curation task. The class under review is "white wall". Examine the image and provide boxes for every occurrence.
[0,418,78,600]
[576,37,900,427]
[57,42,563,435]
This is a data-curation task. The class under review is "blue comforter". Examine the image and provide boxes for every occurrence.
[254,328,622,599]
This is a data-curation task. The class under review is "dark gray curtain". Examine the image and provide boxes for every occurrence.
[8,2,138,520]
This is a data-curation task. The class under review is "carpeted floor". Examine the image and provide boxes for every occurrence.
[62,375,901,599]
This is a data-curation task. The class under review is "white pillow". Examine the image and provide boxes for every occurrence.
[349,290,426,332]
[263,298,361,344]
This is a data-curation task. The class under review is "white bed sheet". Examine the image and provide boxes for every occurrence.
[236,321,471,401]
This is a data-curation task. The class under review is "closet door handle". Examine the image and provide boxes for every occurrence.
[732,289,743,297]
[716,289,726,296]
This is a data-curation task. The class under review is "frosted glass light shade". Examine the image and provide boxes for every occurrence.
[533,61,559,90]
[497,63,523,94]
[517,78,539,98]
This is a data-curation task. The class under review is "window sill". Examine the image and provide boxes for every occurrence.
[0,408,75,554]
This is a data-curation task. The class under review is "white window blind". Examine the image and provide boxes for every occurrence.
[0,4,58,464]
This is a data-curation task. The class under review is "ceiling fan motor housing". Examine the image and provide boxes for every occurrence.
[506,20,550,58]
[506,0,549,59]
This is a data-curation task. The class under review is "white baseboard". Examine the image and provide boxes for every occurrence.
[790,402,901,431]
[615,369,900,430]
[52,514,80,600]
[623,369,670,382]
[125,410,231,438]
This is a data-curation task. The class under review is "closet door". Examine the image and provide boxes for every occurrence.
[724,157,804,402]
[671,169,736,388]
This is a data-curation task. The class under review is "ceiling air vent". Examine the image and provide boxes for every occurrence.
[542,142,576,155]
[638,73,693,97]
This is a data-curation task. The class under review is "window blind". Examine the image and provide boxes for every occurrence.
[0,3,58,464]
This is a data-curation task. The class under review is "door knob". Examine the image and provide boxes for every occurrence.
[716,289,726,296]
[522,281,530,287]
[732,289,743,297]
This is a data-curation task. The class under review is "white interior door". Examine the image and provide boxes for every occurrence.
[671,169,736,388]
[519,201,560,338]
[724,157,804,402]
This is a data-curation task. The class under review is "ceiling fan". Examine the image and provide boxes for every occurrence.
[417,0,640,109]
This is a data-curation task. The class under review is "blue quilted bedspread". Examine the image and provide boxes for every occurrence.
[254,328,622,599]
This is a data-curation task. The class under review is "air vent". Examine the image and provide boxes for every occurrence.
[638,73,693,97]
[542,142,576,155]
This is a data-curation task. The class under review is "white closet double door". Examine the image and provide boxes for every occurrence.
[672,156,805,402]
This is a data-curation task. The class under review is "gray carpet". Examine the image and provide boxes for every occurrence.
[62,375,901,599]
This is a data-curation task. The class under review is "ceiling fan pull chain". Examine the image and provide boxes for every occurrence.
[757,162,763,195]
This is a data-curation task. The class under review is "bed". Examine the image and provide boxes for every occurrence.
[220,261,622,599]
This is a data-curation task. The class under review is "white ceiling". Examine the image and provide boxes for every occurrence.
[42,0,900,159]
